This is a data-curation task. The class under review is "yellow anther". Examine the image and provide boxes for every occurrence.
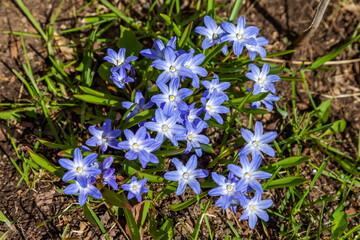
[236,33,242,39]
[245,173,251,178]
[162,125,168,131]
[170,66,176,72]
[183,173,189,179]
[213,33,218,39]
[102,137,108,141]
[117,60,122,65]
[227,185,233,191]
[253,141,259,146]
[133,186,138,190]
[169,95,175,101]
[133,143,139,148]
[250,206,256,211]
[77,167,83,172]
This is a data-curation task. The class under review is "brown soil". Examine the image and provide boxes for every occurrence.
[0,0,359,239]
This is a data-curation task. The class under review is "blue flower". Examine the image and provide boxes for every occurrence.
[208,172,245,210]
[202,74,230,100]
[151,47,195,85]
[64,177,102,206]
[221,17,258,56]
[121,176,149,202]
[201,91,229,124]
[59,148,101,187]
[228,155,272,193]
[248,88,280,111]
[86,119,121,153]
[104,48,138,72]
[100,156,118,190]
[246,63,280,95]
[110,68,135,89]
[121,91,154,120]
[140,37,177,60]
[164,155,209,195]
[246,36,269,61]
[180,103,204,125]
[239,121,277,159]
[182,49,208,88]
[176,121,210,156]
[195,15,229,55]
[239,191,273,229]
[144,108,186,146]
[117,126,161,168]
[151,78,193,114]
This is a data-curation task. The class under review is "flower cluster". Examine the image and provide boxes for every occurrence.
[104,48,137,89]
[59,148,118,205]
[58,15,281,229]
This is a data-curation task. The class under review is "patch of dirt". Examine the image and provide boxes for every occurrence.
[0,0,359,239]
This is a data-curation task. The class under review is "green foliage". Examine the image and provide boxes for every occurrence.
[4,0,359,239]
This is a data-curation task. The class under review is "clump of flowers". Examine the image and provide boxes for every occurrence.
[58,15,282,230]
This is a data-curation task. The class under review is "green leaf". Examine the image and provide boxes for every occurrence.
[321,120,346,137]
[0,107,36,120]
[308,34,360,70]
[119,109,155,130]
[79,86,125,101]
[264,176,307,189]
[123,208,141,240]
[240,108,268,114]
[160,14,181,37]
[202,42,227,66]
[37,139,74,149]
[331,211,348,238]
[98,62,112,82]
[101,188,133,209]
[83,204,108,237]
[225,92,269,106]
[116,26,143,56]
[315,98,332,123]
[272,156,310,168]
[229,0,243,22]
[26,147,64,178]
[192,198,213,239]
[169,192,207,211]
[74,94,120,107]
[178,22,193,48]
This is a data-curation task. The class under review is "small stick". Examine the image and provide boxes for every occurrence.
[262,57,360,66]
[294,0,331,47]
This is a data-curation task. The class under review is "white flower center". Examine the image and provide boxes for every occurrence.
[162,125,169,131]
[236,33,242,39]
[187,135,193,141]
[183,172,189,179]
[169,66,176,72]
[206,105,213,111]
[226,184,234,192]
[169,95,175,101]
[245,172,251,179]
[117,60,122,65]
[77,167,83,173]
[133,143,139,148]
[213,33,219,39]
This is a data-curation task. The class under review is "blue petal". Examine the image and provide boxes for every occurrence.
[187,179,201,194]
[164,171,182,181]
[185,155,198,171]
[64,183,79,194]
[211,172,226,186]
[176,180,187,195]
[62,171,77,182]
[258,144,275,157]
[59,158,75,170]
